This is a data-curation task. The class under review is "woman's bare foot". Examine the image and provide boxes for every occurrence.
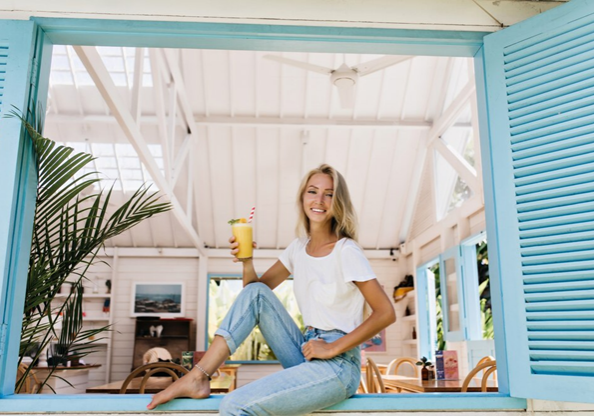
[147,372,210,410]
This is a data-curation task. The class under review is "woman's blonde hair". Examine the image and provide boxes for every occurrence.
[295,164,358,241]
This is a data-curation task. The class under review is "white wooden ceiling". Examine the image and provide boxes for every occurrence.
[43,46,477,251]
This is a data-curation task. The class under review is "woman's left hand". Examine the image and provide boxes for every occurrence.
[302,339,336,361]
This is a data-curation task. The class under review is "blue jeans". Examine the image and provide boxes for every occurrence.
[214,282,361,416]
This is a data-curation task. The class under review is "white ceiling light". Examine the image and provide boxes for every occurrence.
[264,55,412,109]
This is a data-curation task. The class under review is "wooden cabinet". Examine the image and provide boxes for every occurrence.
[132,318,192,370]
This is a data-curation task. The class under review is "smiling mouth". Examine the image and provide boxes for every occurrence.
[311,208,326,213]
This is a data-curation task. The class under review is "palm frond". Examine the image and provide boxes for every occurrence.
[11,109,173,393]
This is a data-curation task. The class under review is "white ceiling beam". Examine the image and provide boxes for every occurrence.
[433,137,480,194]
[171,134,192,188]
[73,45,207,257]
[398,142,429,243]
[131,48,144,124]
[426,81,476,148]
[162,49,200,138]
[45,114,473,130]
[149,49,172,181]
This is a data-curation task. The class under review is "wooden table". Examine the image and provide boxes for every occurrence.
[33,365,101,394]
[86,373,233,394]
[382,375,498,393]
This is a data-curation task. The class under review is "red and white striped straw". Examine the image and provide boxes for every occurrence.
[248,206,256,223]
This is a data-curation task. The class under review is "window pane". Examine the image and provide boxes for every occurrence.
[208,278,303,361]
[443,257,460,332]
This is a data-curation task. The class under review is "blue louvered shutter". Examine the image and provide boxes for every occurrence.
[0,20,49,395]
[480,0,594,403]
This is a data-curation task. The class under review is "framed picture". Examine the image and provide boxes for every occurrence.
[361,329,387,353]
[131,282,185,318]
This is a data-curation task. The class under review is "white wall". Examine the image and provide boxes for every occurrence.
[82,250,404,387]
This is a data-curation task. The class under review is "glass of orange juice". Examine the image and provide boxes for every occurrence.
[230,219,253,260]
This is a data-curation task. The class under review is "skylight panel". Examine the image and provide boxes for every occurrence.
[120,169,143,180]
[91,143,115,157]
[118,156,141,170]
[50,71,74,85]
[51,55,70,71]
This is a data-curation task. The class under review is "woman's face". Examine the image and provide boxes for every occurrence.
[302,173,334,227]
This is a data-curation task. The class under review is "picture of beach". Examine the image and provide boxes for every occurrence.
[132,283,184,317]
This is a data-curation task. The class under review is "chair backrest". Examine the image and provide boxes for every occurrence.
[386,357,419,377]
[119,362,190,394]
[461,360,497,392]
[365,357,386,394]
[476,355,495,367]
[16,363,41,394]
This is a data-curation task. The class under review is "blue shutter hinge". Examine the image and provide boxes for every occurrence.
[30,58,39,89]
[0,323,8,359]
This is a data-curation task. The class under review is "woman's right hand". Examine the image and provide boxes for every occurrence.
[229,236,257,263]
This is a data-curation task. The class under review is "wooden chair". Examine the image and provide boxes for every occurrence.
[364,357,386,394]
[16,363,41,394]
[461,360,497,392]
[119,362,190,394]
[385,357,419,377]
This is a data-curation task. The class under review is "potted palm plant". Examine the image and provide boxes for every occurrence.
[10,109,172,393]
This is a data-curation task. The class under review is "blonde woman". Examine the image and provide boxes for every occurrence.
[148,164,396,415]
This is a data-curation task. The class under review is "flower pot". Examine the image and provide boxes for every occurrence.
[421,366,429,381]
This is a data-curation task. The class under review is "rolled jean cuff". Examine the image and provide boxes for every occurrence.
[214,328,238,355]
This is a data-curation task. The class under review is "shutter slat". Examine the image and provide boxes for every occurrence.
[522,240,594,257]
[530,350,594,361]
[506,34,594,80]
[509,77,594,113]
[511,113,594,144]
[510,92,594,130]
[519,211,594,231]
[510,104,594,137]
[525,290,594,302]
[526,311,594,321]
[519,220,594,239]
[518,198,594,220]
[521,230,594,248]
[504,16,594,62]
[515,168,594,192]
[525,299,594,312]
[513,152,594,178]
[523,270,594,285]
[528,331,594,340]
[529,341,594,350]
[507,57,594,96]
[531,362,594,375]
[510,86,594,122]
[525,281,594,294]
[512,123,594,152]
[527,321,594,331]
[517,187,594,212]
[513,141,594,168]
[523,260,594,275]
[507,67,594,105]
[522,250,594,266]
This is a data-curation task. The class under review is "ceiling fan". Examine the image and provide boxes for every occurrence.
[263,54,412,109]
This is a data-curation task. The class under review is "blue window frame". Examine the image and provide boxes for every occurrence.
[3,0,594,409]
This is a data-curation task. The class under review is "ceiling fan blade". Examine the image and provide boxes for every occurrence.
[263,55,333,75]
[353,55,412,77]
[335,78,355,109]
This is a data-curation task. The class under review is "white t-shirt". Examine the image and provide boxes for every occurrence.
[278,237,376,333]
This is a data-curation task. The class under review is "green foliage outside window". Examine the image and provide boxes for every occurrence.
[208,279,304,361]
